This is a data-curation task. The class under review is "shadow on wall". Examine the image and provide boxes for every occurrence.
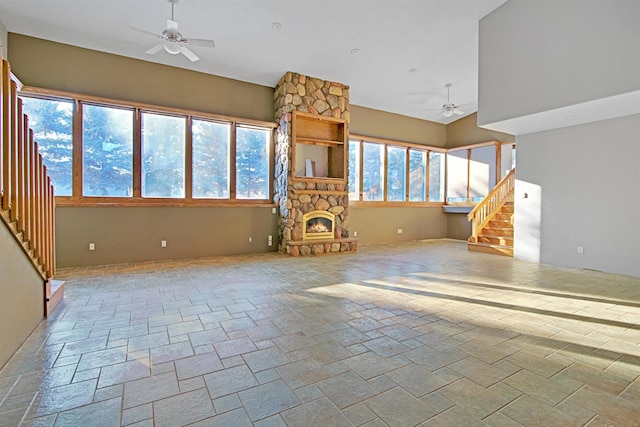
[514,179,542,263]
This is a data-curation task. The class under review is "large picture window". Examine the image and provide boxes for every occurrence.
[82,104,133,197]
[19,91,274,205]
[362,142,385,201]
[141,113,186,198]
[387,146,406,202]
[20,97,74,196]
[192,119,230,199]
[409,149,426,202]
[350,136,445,205]
[236,126,270,200]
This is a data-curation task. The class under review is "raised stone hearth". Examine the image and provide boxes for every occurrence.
[273,72,357,256]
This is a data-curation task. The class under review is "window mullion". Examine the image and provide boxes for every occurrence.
[185,116,193,200]
[132,109,142,198]
[72,100,83,198]
[229,122,237,200]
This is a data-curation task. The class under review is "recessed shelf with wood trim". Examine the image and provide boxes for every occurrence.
[292,111,348,182]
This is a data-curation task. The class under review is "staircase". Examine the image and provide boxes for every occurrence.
[1,54,63,316]
[467,168,515,257]
[468,202,513,256]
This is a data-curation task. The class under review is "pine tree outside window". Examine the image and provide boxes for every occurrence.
[20,97,74,196]
[82,104,133,197]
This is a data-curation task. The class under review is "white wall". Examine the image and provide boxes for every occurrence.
[479,0,640,277]
[516,114,640,277]
[479,0,640,127]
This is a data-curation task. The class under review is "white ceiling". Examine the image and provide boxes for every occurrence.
[0,0,508,124]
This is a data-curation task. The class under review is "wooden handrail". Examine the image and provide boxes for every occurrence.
[467,168,515,243]
[0,55,56,280]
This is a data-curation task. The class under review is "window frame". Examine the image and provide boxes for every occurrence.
[349,134,446,206]
[18,87,276,207]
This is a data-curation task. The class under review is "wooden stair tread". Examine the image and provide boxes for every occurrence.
[467,241,514,257]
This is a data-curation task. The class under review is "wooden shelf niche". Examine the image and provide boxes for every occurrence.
[292,111,347,183]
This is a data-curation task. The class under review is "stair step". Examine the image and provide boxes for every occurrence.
[481,227,513,237]
[478,235,513,245]
[468,242,514,257]
[494,213,513,221]
[488,219,511,228]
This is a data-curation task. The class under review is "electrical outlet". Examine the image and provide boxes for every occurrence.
[248,237,252,243]
[161,240,167,248]
[577,246,584,254]
[89,243,95,251]
[268,235,273,246]
[272,207,276,214]
[353,231,358,237]
[397,228,403,234]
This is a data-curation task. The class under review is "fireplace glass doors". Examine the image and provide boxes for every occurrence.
[302,210,335,241]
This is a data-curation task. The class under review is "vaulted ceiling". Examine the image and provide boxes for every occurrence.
[0,0,508,124]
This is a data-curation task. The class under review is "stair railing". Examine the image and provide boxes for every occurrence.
[467,168,515,243]
[1,55,56,280]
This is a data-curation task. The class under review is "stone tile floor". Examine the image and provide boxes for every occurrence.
[1,240,640,426]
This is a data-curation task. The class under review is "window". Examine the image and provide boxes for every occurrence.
[20,97,74,196]
[236,126,270,199]
[387,146,406,202]
[428,152,444,202]
[409,149,426,202]
[362,142,384,201]
[141,112,186,198]
[82,104,133,197]
[348,140,360,200]
[192,119,230,199]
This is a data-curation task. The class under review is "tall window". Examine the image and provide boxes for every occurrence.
[387,146,406,202]
[20,97,74,196]
[236,126,270,199]
[82,104,133,197]
[141,112,185,198]
[348,140,360,200]
[429,152,444,202]
[192,119,230,198]
[362,142,384,201]
[409,149,426,202]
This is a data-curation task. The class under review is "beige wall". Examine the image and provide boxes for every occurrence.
[349,207,447,245]
[446,113,515,148]
[446,214,472,241]
[350,105,447,147]
[57,206,279,266]
[8,34,275,122]
[0,222,44,369]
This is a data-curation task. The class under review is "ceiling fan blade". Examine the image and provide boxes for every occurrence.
[187,38,215,48]
[454,109,465,116]
[180,46,200,62]
[166,18,179,33]
[145,44,164,55]
[129,26,161,39]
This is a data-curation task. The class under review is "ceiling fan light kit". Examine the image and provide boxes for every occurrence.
[438,83,465,118]
[140,0,215,62]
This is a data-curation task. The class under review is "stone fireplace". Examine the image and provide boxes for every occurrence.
[274,72,357,256]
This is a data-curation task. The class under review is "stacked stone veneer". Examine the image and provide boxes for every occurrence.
[274,72,357,256]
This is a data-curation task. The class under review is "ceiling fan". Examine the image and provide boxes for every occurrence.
[440,83,465,118]
[137,0,215,62]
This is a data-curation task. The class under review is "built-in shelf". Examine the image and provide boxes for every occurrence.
[292,111,347,182]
